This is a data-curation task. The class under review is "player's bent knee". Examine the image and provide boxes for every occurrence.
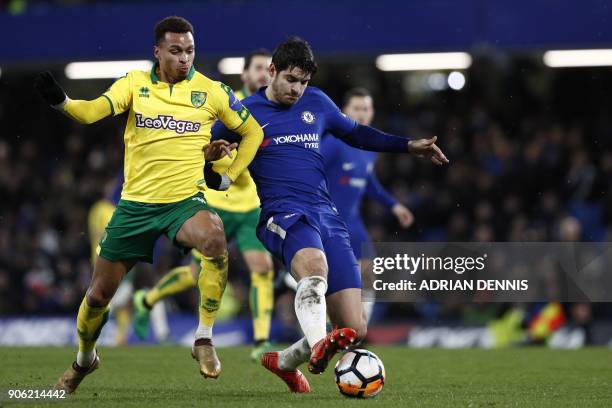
[198,229,227,257]
[86,288,112,308]
[291,248,328,280]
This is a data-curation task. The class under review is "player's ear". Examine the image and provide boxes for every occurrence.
[153,44,161,60]
[268,63,276,78]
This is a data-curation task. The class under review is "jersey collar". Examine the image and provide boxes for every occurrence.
[150,62,196,84]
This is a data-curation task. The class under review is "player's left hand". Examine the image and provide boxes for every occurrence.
[204,140,238,161]
[34,71,67,106]
[392,203,414,228]
[204,162,232,191]
[408,136,449,165]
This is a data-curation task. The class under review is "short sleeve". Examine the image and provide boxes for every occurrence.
[102,72,133,115]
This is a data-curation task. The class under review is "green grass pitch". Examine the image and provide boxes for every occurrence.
[0,346,610,407]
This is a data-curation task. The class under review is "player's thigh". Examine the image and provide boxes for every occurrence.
[257,214,327,280]
[88,256,136,307]
[284,221,327,280]
[326,288,367,340]
[99,200,163,264]
[175,209,225,255]
[323,228,361,296]
[290,247,327,282]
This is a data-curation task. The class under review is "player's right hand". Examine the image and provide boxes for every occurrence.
[204,140,238,161]
[34,71,67,106]
[407,136,449,166]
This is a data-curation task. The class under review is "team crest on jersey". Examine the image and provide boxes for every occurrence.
[301,111,315,124]
[191,91,208,108]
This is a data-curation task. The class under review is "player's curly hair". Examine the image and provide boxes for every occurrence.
[155,16,194,45]
[272,37,318,76]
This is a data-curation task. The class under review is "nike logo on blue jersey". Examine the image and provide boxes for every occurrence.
[342,162,355,171]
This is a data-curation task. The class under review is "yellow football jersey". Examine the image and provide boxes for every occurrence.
[204,86,260,213]
[100,64,255,203]
[88,199,116,264]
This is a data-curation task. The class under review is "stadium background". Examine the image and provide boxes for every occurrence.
[1,0,612,349]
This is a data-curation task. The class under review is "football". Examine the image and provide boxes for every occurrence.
[334,349,385,398]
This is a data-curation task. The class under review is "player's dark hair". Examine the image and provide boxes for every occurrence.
[155,16,194,45]
[343,87,372,107]
[272,37,318,76]
[244,48,272,71]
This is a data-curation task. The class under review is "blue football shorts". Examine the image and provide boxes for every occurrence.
[257,209,361,295]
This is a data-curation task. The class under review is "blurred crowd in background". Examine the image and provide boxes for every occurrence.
[1,58,611,334]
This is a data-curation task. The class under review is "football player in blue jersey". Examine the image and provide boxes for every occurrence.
[321,87,414,324]
[208,37,448,393]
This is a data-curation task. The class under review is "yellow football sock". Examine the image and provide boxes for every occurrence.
[114,307,131,346]
[250,270,274,342]
[76,297,110,353]
[198,252,228,327]
[145,265,196,306]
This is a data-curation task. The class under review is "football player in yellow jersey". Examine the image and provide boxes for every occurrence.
[89,176,171,346]
[34,16,263,393]
[132,49,277,361]
[87,177,132,346]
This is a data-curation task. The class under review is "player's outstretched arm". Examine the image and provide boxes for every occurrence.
[335,124,448,165]
[321,89,448,164]
[34,71,113,124]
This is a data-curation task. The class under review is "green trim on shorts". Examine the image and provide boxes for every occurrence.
[99,192,214,263]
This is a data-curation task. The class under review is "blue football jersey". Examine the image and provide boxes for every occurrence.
[212,86,358,216]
